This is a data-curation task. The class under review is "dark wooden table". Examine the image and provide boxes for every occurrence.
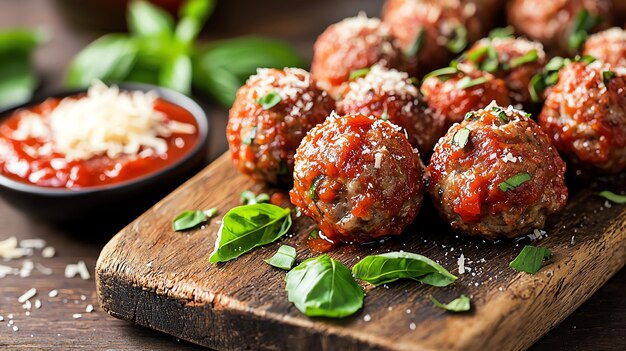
[0,1,624,350]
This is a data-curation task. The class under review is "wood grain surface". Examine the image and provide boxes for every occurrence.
[96,153,626,351]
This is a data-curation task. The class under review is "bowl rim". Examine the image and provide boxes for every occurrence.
[0,82,209,197]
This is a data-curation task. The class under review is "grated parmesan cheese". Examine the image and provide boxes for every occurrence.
[11,81,195,161]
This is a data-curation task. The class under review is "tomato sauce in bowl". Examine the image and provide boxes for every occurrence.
[0,94,199,189]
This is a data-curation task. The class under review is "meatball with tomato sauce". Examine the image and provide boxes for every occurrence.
[311,14,403,98]
[539,61,626,174]
[583,27,626,68]
[421,68,511,129]
[457,37,547,108]
[227,68,335,185]
[427,103,568,239]
[290,113,425,244]
[382,0,488,76]
[506,0,611,55]
[336,65,444,157]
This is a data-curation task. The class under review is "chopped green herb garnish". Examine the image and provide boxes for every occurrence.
[509,245,552,274]
[242,126,257,145]
[510,49,539,68]
[466,46,489,65]
[446,24,467,54]
[349,67,370,80]
[602,70,615,86]
[578,55,596,64]
[256,91,281,109]
[464,111,476,120]
[481,46,500,73]
[405,28,425,57]
[264,245,297,270]
[568,9,600,52]
[491,106,509,122]
[528,74,545,102]
[452,128,471,148]
[309,230,319,239]
[430,294,471,312]
[544,71,559,86]
[488,26,514,39]
[381,106,389,121]
[423,66,459,81]
[499,172,531,192]
[310,175,322,200]
[172,210,207,231]
[456,76,490,90]
[545,56,567,71]
[204,207,218,218]
[598,191,626,204]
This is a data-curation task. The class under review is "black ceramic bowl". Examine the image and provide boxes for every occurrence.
[0,83,209,223]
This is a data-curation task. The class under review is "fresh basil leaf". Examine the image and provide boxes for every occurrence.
[264,245,296,270]
[352,252,457,287]
[159,54,192,94]
[489,26,514,39]
[209,204,292,263]
[456,76,490,89]
[65,34,138,88]
[286,254,363,318]
[509,245,552,274]
[452,128,470,148]
[602,70,615,86]
[598,191,626,204]
[446,25,467,54]
[172,210,207,231]
[193,65,241,106]
[499,172,531,192]
[405,28,425,57]
[257,91,281,109]
[0,54,37,108]
[0,29,43,54]
[430,294,471,312]
[204,207,218,218]
[349,67,370,80]
[510,49,539,68]
[176,0,215,43]
[128,0,174,38]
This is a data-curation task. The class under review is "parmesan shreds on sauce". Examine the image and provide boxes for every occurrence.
[11,81,196,161]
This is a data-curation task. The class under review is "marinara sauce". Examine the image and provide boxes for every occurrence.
[0,98,199,189]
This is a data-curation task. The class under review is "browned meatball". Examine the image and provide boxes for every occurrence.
[427,103,568,239]
[227,68,335,185]
[336,65,444,157]
[382,0,488,76]
[289,113,425,244]
[506,0,612,55]
[457,37,547,108]
[539,61,626,174]
[583,27,626,67]
[311,14,403,98]
[421,68,511,129]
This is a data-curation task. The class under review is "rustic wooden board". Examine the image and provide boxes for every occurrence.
[96,152,626,351]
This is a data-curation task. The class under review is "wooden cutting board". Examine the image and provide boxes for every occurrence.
[96,152,626,351]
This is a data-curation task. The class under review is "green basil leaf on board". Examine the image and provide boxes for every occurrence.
[0,29,43,108]
[66,34,138,88]
[509,245,552,274]
[172,210,207,231]
[209,204,292,263]
[264,245,297,270]
[204,207,218,218]
[430,294,471,312]
[286,254,364,318]
[128,0,175,38]
[159,54,192,94]
[352,252,457,287]
[598,191,626,204]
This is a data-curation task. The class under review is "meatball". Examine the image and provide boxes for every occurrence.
[427,103,568,239]
[227,68,335,184]
[290,113,425,244]
[336,65,444,157]
[506,0,611,55]
[382,0,488,76]
[583,27,626,67]
[458,37,547,108]
[311,14,403,98]
[538,61,626,174]
[421,68,511,129]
